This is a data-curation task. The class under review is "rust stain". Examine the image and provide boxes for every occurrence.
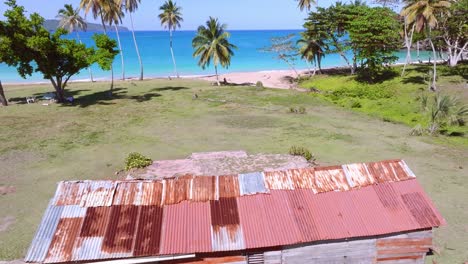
[134,205,164,256]
[343,163,375,187]
[314,166,350,192]
[45,217,83,263]
[289,168,315,189]
[210,197,240,226]
[373,183,402,210]
[377,255,423,261]
[264,171,294,190]
[140,181,163,206]
[80,207,111,237]
[377,247,430,255]
[401,192,441,227]
[218,175,240,198]
[377,237,432,247]
[164,176,192,205]
[102,205,139,253]
[192,176,216,202]
[113,182,141,205]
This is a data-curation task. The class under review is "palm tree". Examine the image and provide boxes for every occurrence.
[102,1,125,80]
[298,38,325,76]
[192,17,237,86]
[401,0,451,90]
[80,0,118,93]
[119,0,143,80]
[159,0,183,78]
[57,4,94,82]
[297,0,316,11]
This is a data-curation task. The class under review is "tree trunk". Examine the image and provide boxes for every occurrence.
[50,78,66,103]
[114,24,125,80]
[417,41,420,61]
[429,37,437,91]
[129,12,143,80]
[0,80,7,106]
[76,32,94,82]
[447,41,468,67]
[169,29,179,78]
[401,22,415,77]
[214,65,220,86]
[100,11,114,95]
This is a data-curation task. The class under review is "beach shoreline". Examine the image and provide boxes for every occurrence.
[2,60,441,89]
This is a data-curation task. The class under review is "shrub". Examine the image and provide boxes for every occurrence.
[256,81,264,88]
[289,145,315,162]
[350,100,362,108]
[298,106,306,114]
[125,152,153,170]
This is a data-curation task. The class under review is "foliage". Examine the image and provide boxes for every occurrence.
[0,0,117,103]
[125,152,153,170]
[421,93,468,135]
[92,34,119,71]
[288,106,306,114]
[303,2,400,80]
[159,0,183,77]
[289,145,315,162]
[297,31,326,73]
[296,0,315,11]
[256,81,263,88]
[192,17,237,85]
[348,7,400,81]
[56,4,87,32]
[260,34,299,76]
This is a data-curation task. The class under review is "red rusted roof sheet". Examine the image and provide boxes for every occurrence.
[25,159,445,263]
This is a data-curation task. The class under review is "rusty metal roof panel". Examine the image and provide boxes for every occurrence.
[238,172,268,195]
[163,176,192,205]
[284,189,321,241]
[160,201,212,255]
[25,201,64,262]
[102,205,139,254]
[134,205,164,256]
[191,176,216,202]
[140,181,164,206]
[263,170,294,190]
[113,181,143,205]
[218,175,240,198]
[289,168,316,189]
[210,197,245,251]
[44,217,83,263]
[342,163,375,188]
[314,166,350,192]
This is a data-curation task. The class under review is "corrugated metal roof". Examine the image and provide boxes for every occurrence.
[25,159,445,263]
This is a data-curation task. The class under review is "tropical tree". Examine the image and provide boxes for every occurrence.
[57,4,94,82]
[401,0,451,90]
[119,0,143,80]
[296,0,316,11]
[0,0,118,103]
[192,17,237,86]
[298,29,326,75]
[101,1,125,80]
[260,34,300,77]
[80,0,117,93]
[159,0,183,78]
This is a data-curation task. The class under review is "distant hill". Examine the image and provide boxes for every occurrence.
[44,19,129,32]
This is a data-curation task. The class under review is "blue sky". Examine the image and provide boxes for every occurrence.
[0,0,338,30]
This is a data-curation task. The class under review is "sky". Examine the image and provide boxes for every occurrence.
[0,0,338,30]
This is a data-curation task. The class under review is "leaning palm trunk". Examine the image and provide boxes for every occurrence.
[0,80,7,106]
[76,32,94,82]
[214,65,220,86]
[169,29,179,78]
[100,12,114,94]
[114,25,125,80]
[129,12,143,80]
[401,22,415,77]
[429,37,437,91]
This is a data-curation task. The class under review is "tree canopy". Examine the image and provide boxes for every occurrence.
[0,0,118,103]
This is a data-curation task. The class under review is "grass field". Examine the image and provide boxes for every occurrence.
[0,76,467,263]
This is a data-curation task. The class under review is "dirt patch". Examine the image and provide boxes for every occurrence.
[0,216,15,232]
[129,151,311,179]
[0,186,16,196]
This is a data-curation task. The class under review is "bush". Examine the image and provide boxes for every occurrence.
[289,145,315,162]
[256,81,264,88]
[125,152,153,170]
[350,100,362,108]
[298,106,306,114]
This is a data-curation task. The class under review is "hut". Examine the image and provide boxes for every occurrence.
[25,159,445,264]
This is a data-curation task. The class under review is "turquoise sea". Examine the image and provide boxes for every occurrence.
[0,30,434,83]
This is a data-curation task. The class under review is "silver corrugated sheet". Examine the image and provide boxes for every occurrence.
[238,172,268,195]
[211,225,246,252]
[24,200,64,262]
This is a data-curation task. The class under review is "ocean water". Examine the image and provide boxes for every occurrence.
[0,30,434,83]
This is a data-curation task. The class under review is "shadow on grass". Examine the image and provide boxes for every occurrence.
[402,76,426,85]
[60,87,162,108]
[150,86,190,92]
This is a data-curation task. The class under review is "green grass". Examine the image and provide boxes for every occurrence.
[0,77,467,263]
[300,64,468,146]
